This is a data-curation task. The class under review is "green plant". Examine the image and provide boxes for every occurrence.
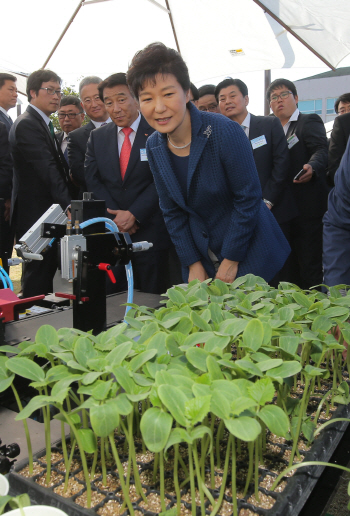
[1,275,349,514]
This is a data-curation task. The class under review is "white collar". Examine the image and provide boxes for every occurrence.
[91,117,112,128]
[241,111,251,129]
[30,104,51,125]
[288,108,300,123]
[117,112,141,134]
[0,106,9,118]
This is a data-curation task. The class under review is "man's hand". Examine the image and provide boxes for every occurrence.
[4,199,10,222]
[216,259,239,283]
[128,223,139,236]
[293,164,313,184]
[188,261,209,282]
[107,208,136,232]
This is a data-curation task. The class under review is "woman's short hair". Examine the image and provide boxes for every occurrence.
[127,42,190,98]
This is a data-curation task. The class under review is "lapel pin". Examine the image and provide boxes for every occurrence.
[203,125,212,138]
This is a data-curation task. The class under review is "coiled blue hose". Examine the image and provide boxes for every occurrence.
[0,265,13,291]
[79,217,134,318]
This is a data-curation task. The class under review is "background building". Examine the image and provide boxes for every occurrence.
[295,67,350,123]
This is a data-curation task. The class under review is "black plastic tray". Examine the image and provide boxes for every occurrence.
[6,394,350,516]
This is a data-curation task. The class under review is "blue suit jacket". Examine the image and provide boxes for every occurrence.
[146,103,290,282]
[323,137,350,286]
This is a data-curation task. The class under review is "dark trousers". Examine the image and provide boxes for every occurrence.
[323,222,350,287]
[0,199,13,284]
[108,245,182,295]
[22,243,58,298]
[270,216,323,290]
[287,215,323,290]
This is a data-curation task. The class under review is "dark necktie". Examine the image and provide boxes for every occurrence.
[48,121,55,141]
[8,116,13,126]
[101,122,108,127]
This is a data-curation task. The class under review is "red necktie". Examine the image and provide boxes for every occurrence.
[120,127,133,180]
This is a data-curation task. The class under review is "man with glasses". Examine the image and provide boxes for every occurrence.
[56,95,85,162]
[197,84,220,113]
[267,78,328,290]
[328,93,350,186]
[9,69,72,297]
[68,76,111,197]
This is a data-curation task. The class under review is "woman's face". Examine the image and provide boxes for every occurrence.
[138,73,190,134]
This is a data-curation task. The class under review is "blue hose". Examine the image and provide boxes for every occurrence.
[0,269,7,289]
[0,265,13,291]
[79,217,134,318]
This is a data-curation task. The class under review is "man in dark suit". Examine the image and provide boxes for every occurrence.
[68,76,111,196]
[9,69,72,297]
[85,73,174,294]
[0,73,17,133]
[215,78,297,269]
[267,78,328,290]
[327,111,350,187]
[56,95,85,163]
[0,73,17,274]
[197,84,220,113]
[0,121,13,277]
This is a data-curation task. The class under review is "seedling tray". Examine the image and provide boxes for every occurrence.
[6,390,350,516]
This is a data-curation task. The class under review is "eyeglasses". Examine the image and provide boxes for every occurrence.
[58,112,84,119]
[198,104,218,112]
[40,87,62,97]
[270,91,293,103]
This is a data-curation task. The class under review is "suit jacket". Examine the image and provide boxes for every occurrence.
[327,112,350,187]
[0,121,12,199]
[9,105,71,239]
[0,110,12,134]
[68,121,95,192]
[249,114,297,224]
[84,115,171,250]
[56,131,64,146]
[146,103,290,282]
[286,113,328,219]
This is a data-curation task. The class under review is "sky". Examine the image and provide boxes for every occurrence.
[2,0,350,120]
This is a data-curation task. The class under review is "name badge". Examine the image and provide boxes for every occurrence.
[140,148,148,161]
[251,135,267,150]
[287,134,299,149]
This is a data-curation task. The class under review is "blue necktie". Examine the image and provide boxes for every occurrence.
[63,146,69,164]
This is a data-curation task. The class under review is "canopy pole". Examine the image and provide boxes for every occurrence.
[252,0,335,71]
[42,0,85,69]
[264,69,271,115]
[165,0,181,54]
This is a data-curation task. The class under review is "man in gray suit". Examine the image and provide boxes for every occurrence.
[0,73,17,133]
[68,76,111,196]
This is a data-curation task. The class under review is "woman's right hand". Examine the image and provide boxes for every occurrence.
[188,261,209,282]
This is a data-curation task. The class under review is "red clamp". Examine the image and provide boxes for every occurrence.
[98,263,116,284]
[55,293,90,302]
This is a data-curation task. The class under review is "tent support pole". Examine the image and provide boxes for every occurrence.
[264,69,271,115]
[42,0,85,69]
[252,0,335,71]
[165,0,181,54]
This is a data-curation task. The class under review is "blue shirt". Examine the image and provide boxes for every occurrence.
[169,152,189,201]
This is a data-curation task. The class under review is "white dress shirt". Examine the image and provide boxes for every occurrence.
[91,117,112,128]
[61,132,68,154]
[283,108,300,135]
[117,112,141,157]
[240,112,251,138]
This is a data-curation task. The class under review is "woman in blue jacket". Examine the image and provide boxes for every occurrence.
[127,42,290,284]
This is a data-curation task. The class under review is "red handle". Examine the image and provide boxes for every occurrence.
[98,263,116,284]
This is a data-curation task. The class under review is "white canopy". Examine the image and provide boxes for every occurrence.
[1,0,350,84]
